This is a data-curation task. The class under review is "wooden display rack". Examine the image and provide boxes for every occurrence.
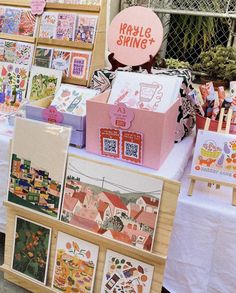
[188,108,236,205]
[0,156,180,292]
[0,0,107,86]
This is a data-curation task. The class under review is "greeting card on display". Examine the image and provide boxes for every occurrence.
[69,51,90,80]
[16,42,34,66]
[0,63,29,114]
[39,12,57,39]
[8,118,71,218]
[4,41,17,63]
[56,13,76,41]
[34,47,52,68]
[52,232,99,292]
[0,7,5,33]
[27,66,62,101]
[51,49,71,77]
[61,155,163,252]
[51,84,97,115]
[0,40,5,61]
[101,250,154,293]
[108,71,182,113]
[75,15,98,44]
[18,10,37,37]
[11,216,51,285]
[2,8,21,35]
[191,130,236,184]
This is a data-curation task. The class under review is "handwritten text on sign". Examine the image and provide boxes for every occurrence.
[108,6,163,66]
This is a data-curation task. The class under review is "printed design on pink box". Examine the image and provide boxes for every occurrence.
[191,130,236,183]
[100,128,143,165]
[61,156,163,252]
[109,103,135,129]
[42,106,64,124]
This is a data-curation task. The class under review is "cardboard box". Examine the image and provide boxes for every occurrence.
[25,97,85,148]
[86,91,180,169]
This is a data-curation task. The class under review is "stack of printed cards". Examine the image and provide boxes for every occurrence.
[0,6,37,37]
[108,71,183,113]
[51,84,97,116]
[39,12,98,44]
[34,47,91,80]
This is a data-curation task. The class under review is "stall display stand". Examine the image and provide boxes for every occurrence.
[188,108,236,206]
[0,0,107,86]
[0,158,180,292]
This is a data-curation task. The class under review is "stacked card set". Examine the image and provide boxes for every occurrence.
[0,6,37,37]
[34,46,91,79]
[0,40,34,66]
[8,118,158,290]
[39,11,98,44]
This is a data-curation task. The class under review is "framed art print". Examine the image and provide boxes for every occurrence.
[52,232,99,292]
[101,250,154,292]
[8,118,71,219]
[61,155,163,252]
[11,216,51,285]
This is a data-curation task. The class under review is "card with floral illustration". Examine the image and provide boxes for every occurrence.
[52,232,99,292]
[101,250,154,292]
[51,49,71,77]
[0,63,29,114]
[51,84,97,116]
[191,130,236,184]
[108,71,183,113]
[11,216,51,285]
[56,13,76,41]
[8,118,71,218]
[4,41,17,63]
[16,42,34,66]
[0,7,5,33]
[39,12,58,39]
[2,7,21,35]
[74,14,98,44]
[34,47,53,68]
[0,39,5,61]
[69,51,91,80]
[18,9,37,37]
[27,66,62,101]
[61,155,163,252]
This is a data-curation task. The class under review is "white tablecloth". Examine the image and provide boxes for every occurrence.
[164,159,236,293]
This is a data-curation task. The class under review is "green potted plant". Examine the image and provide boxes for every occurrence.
[193,45,236,88]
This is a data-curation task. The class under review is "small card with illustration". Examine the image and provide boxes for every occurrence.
[56,13,76,41]
[69,51,91,80]
[52,232,99,292]
[74,14,98,44]
[51,49,71,77]
[0,7,5,33]
[51,84,97,116]
[2,7,21,35]
[0,39,5,61]
[101,250,154,293]
[39,12,58,39]
[4,41,17,63]
[18,9,37,37]
[27,66,62,101]
[16,42,34,66]
[34,47,53,68]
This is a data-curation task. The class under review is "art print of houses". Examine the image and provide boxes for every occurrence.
[61,177,161,252]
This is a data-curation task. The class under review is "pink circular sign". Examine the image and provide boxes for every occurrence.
[108,6,163,66]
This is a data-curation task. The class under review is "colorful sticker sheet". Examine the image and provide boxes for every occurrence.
[11,216,51,285]
[52,232,99,292]
[101,250,154,293]
[0,6,37,37]
[34,47,91,80]
[61,155,162,252]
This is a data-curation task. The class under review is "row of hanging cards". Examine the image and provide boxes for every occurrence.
[0,6,37,37]
[40,12,98,44]
[34,47,91,80]
[108,71,183,113]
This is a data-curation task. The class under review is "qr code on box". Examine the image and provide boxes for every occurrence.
[103,138,118,154]
[124,142,139,159]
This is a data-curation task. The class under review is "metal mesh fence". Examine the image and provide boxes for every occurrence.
[121,0,235,64]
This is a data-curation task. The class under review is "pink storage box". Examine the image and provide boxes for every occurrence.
[25,97,85,148]
[86,91,180,169]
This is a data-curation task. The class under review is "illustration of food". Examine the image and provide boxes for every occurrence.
[217,154,225,166]
[224,142,231,154]
[198,141,222,167]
